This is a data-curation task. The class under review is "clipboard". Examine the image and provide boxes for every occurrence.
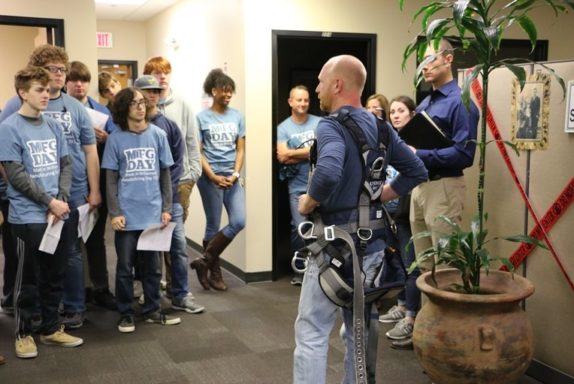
[398,111,453,149]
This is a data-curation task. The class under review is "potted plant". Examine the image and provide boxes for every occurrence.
[399,1,572,383]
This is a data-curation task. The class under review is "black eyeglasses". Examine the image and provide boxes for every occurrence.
[129,99,147,108]
[44,66,68,74]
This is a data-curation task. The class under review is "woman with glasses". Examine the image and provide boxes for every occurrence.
[189,69,245,292]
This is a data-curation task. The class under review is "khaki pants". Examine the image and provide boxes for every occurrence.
[178,180,195,224]
[410,176,466,273]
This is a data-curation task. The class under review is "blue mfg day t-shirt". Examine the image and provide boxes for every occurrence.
[42,93,95,205]
[0,114,68,224]
[1,93,96,205]
[197,107,245,174]
[101,125,173,231]
[277,115,320,194]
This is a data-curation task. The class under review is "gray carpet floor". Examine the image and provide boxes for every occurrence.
[0,232,542,383]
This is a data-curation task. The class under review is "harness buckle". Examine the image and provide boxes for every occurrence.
[324,225,336,241]
[298,221,317,240]
[291,251,309,273]
[357,227,373,241]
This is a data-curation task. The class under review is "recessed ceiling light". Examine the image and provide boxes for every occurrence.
[95,0,147,5]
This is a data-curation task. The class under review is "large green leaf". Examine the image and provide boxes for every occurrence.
[453,0,471,26]
[426,18,453,38]
[504,62,527,91]
[461,64,483,109]
[502,234,549,249]
[516,15,537,52]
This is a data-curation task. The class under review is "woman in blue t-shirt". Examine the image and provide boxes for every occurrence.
[190,69,245,291]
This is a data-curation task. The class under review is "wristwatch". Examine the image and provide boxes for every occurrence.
[232,172,240,179]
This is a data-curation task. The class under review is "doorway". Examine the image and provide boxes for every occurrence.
[0,16,65,108]
[271,30,377,280]
[97,60,138,105]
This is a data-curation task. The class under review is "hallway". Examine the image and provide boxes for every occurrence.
[0,240,541,383]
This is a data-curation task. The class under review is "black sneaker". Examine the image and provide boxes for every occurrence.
[61,312,84,330]
[144,312,181,326]
[117,315,135,333]
[93,289,117,311]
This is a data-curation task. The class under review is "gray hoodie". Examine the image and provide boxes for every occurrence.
[158,89,202,183]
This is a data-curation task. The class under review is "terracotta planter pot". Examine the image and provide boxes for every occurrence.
[413,268,535,384]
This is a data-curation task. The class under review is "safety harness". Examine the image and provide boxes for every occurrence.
[293,109,407,384]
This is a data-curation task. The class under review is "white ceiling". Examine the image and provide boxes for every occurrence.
[95,0,179,21]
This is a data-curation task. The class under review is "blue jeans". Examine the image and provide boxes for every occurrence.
[396,222,421,318]
[197,174,245,240]
[62,206,85,313]
[169,203,189,300]
[293,246,384,384]
[114,230,161,316]
[289,192,306,251]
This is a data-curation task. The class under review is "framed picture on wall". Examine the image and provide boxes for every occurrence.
[511,72,550,150]
[565,80,574,133]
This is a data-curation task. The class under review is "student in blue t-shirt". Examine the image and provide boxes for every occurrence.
[135,75,205,314]
[189,69,245,292]
[65,60,117,311]
[1,45,102,331]
[101,87,180,333]
[0,66,84,359]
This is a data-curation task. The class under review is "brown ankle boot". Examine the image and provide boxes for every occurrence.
[190,257,210,290]
[204,232,232,291]
[209,255,227,291]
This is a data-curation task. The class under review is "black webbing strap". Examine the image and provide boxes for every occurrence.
[326,225,367,384]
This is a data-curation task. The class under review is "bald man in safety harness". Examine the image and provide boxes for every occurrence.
[292,55,427,384]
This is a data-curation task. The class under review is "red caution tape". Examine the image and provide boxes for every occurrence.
[470,78,574,292]
[505,178,574,269]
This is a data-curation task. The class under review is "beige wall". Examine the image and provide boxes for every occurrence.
[466,61,574,376]
[0,26,40,107]
[96,19,148,80]
[1,0,98,97]
[145,0,247,270]
[105,0,574,276]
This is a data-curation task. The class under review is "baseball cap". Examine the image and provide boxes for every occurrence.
[134,75,162,90]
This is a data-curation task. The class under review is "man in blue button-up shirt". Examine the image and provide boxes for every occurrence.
[409,38,479,271]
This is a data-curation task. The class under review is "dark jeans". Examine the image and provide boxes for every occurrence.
[396,222,421,316]
[12,221,69,336]
[85,203,110,292]
[1,200,17,305]
[114,230,161,316]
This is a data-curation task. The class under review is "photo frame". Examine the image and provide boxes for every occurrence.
[565,80,574,133]
[511,72,550,150]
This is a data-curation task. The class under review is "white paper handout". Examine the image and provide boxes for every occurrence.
[39,215,65,254]
[136,222,176,252]
[77,203,99,242]
[85,107,109,130]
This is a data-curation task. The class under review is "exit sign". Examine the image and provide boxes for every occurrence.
[96,32,113,48]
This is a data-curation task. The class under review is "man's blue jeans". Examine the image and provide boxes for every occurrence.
[197,174,245,241]
[293,244,384,384]
[288,192,306,251]
[169,203,189,300]
[114,230,161,316]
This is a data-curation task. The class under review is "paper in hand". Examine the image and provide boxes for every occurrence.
[39,215,65,254]
[85,107,109,130]
[77,203,99,242]
[136,222,176,252]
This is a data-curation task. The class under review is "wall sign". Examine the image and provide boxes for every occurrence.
[96,32,113,48]
[565,80,574,133]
